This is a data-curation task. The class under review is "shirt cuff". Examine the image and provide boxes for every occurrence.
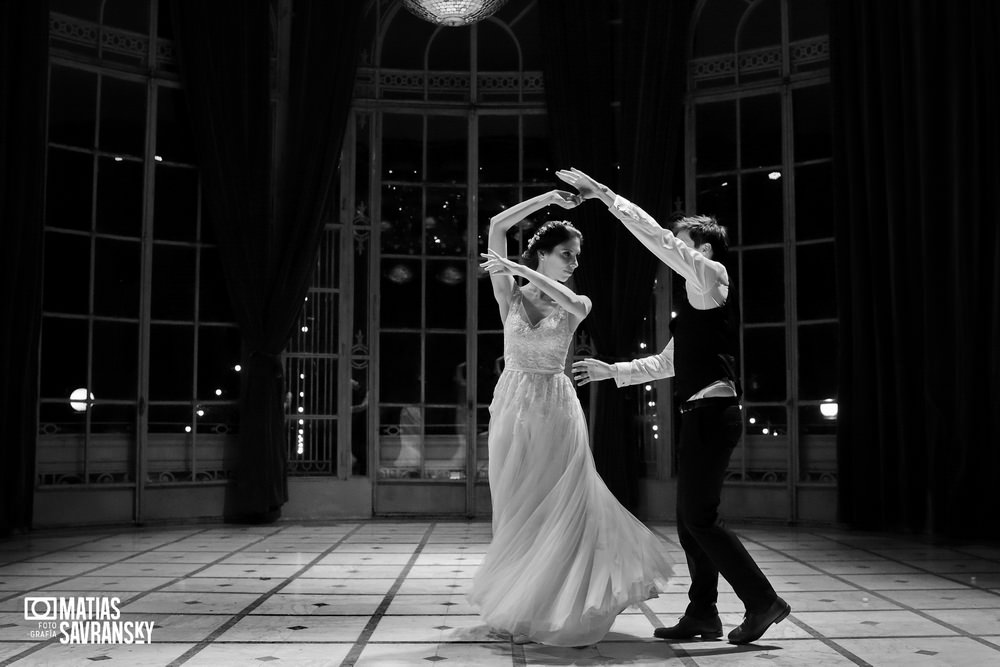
[612,362,632,388]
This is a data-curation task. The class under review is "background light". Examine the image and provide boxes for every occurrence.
[820,400,839,419]
[69,388,94,412]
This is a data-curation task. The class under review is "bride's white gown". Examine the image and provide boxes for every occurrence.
[468,285,673,647]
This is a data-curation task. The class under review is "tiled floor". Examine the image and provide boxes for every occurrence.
[1,521,999,666]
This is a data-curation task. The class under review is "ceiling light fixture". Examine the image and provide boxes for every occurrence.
[401,0,508,27]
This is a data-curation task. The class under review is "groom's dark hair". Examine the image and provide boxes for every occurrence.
[672,215,729,260]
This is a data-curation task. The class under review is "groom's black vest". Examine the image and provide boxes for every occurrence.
[669,279,741,402]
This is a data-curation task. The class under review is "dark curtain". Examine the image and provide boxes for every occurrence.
[173,0,364,521]
[831,0,1000,538]
[541,0,693,508]
[0,0,48,535]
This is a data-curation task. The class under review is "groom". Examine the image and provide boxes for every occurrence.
[559,168,790,645]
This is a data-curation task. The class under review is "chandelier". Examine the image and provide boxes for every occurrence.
[401,0,508,27]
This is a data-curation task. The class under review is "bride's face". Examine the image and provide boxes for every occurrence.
[537,238,581,283]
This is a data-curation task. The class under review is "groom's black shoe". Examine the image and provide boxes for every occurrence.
[727,597,791,645]
[653,615,723,640]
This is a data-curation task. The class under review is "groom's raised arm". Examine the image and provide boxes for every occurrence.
[556,167,726,298]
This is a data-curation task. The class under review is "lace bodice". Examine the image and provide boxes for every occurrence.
[503,285,573,374]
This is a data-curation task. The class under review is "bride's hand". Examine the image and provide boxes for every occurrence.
[549,189,584,209]
[571,358,613,386]
[480,249,521,276]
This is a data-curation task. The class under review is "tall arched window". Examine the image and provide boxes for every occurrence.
[287,0,554,516]
[687,0,835,521]
[38,0,241,525]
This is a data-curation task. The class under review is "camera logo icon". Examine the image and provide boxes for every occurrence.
[24,597,57,621]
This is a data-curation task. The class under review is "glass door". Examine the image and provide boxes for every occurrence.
[374,110,477,514]
[371,109,551,515]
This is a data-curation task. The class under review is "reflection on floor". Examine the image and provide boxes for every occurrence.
[1,521,999,665]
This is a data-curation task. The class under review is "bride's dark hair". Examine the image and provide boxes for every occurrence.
[520,221,583,270]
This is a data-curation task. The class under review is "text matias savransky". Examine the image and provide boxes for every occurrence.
[25,596,155,644]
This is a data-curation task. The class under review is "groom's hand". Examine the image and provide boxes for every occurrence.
[555,168,610,204]
[572,359,613,386]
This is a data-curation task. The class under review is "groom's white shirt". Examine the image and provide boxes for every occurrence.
[604,195,737,401]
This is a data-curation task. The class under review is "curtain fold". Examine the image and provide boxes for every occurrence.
[172,0,364,521]
[0,0,48,535]
[831,0,1000,538]
[617,0,693,501]
[541,0,692,508]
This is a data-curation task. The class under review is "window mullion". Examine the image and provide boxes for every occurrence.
[135,76,158,521]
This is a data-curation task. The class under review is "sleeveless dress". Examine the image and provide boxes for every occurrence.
[468,284,673,646]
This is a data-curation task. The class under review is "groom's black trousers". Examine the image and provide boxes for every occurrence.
[675,399,777,618]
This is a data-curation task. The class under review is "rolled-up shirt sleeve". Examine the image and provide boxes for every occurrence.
[611,339,674,388]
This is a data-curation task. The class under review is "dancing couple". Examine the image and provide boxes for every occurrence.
[467,168,790,647]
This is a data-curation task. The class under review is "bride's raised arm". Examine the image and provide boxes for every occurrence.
[480,249,591,327]
[485,190,580,322]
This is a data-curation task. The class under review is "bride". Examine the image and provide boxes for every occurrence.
[468,189,673,647]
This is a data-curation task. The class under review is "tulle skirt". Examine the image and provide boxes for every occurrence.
[468,369,673,647]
